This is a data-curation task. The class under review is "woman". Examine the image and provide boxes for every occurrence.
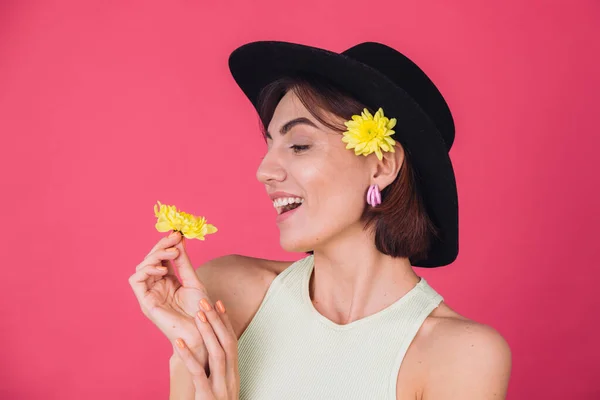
[129,41,511,399]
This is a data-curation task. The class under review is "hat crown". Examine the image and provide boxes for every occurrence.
[341,42,455,151]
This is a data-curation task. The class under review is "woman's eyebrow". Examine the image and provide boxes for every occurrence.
[266,117,318,139]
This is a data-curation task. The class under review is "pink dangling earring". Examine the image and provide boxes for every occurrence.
[366,184,382,207]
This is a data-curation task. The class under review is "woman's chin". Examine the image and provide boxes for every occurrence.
[279,235,313,253]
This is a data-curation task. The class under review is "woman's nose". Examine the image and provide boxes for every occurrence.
[256,151,286,184]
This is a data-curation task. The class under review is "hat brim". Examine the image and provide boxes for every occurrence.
[228,41,458,267]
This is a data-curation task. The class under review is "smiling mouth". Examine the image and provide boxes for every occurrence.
[272,197,304,215]
[278,202,302,215]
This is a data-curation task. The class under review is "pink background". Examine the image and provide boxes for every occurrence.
[1,1,598,398]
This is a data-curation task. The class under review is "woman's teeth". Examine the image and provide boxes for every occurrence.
[272,197,304,215]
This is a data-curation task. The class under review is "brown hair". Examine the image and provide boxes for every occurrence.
[256,72,440,262]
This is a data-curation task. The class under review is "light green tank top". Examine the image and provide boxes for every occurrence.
[237,254,444,399]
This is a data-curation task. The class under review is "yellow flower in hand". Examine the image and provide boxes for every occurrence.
[341,107,397,161]
[154,200,218,240]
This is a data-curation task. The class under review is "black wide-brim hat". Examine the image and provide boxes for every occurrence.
[228,40,458,268]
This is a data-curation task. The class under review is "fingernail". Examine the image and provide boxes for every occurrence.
[166,247,177,252]
[216,300,226,313]
[156,266,168,271]
[168,231,179,239]
[175,338,185,349]
[200,298,212,311]
[197,310,207,322]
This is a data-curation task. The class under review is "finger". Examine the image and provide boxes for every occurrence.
[196,300,227,391]
[214,299,239,383]
[205,300,237,356]
[128,264,170,306]
[144,230,183,259]
[215,300,237,340]
[173,338,214,397]
[136,257,175,281]
[171,237,206,290]
[136,247,181,273]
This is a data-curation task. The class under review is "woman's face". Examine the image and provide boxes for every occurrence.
[256,90,373,252]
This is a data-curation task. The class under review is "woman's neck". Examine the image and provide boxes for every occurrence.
[310,227,420,325]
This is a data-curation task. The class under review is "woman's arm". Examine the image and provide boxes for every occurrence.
[169,353,195,400]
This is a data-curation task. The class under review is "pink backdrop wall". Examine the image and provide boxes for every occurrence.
[1,1,598,398]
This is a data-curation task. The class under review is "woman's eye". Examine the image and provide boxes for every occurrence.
[291,145,310,153]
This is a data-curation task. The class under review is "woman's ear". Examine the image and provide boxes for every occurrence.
[373,142,405,190]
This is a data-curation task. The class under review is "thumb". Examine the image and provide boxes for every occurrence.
[171,236,205,290]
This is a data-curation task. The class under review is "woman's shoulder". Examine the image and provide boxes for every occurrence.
[401,303,512,398]
[196,253,295,284]
[194,254,295,337]
[421,304,511,362]
[433,303,510,351]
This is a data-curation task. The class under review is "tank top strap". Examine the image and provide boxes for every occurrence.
[385,277,443,398]
[238,255,312,344]
[413,276,444,306]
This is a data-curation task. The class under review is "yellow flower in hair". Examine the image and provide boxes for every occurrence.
[154,200,217,240]
[341,107,397,161]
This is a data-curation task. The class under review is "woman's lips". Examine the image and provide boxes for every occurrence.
[276,203,302,223]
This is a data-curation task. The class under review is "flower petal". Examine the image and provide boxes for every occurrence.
[156,221,172,232]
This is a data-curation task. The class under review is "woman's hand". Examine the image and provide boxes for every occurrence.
[174,299,240,400]
[128,231,211,363]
